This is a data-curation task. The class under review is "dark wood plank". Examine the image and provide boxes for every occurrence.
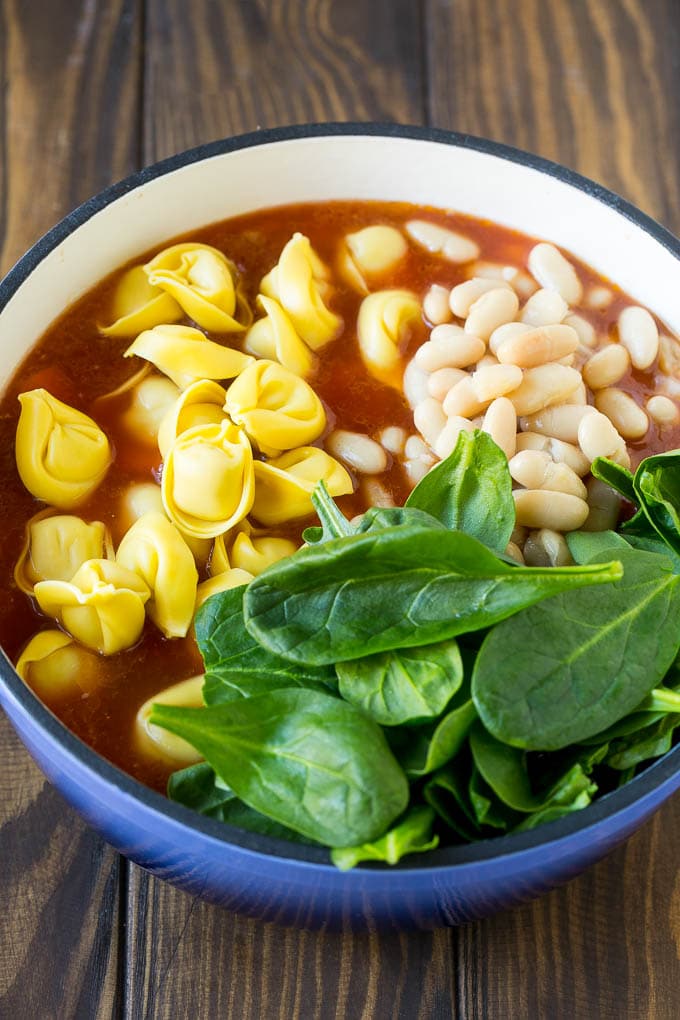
[0,1,142,1016]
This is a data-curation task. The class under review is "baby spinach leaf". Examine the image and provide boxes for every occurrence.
[307,480,355,543]
[472,547,680,750]
[632,450,680,555]
[196,588,335,704]
[355,505,446,533]
[424,758,480,842]
[244,525,622,665]
[591,456,636,504]
[396,699,478,778]
[150,689,409,847]
[330,806,439,871]
[566,529,630,564]
[468,767,518,830]
[405,430,515,552]
[511,790,594,831]
[623,533,680,572]
[606,713,680,770]
[336,638,463,726]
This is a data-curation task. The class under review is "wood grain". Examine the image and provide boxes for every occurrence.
[0,1,141,1016]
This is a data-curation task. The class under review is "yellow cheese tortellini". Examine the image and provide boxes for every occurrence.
[339,225,408,294]
[99,265,183,337]
[260,233,341,350]
[157,379,228,460]
[251,447,353,526]
[34,559,150,655]
[125,324,253,390]
[195,568,254,609]
[212,521,298,577]
[357,289,421,388]
[14,509,113,595]
[116,512,198,638]
[16,630,100,700]
[245,295,316,378]
[162,420,255,539]
[145,243,250,333]
[224,359,326,457]
[135,675,205,765]
[16,389,112,508]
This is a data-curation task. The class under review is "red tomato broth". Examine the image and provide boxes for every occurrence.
[1,199,679,794]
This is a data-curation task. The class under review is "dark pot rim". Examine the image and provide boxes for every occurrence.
[1,121,679,873]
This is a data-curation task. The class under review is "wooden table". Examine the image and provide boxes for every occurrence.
[1,1,679,1016]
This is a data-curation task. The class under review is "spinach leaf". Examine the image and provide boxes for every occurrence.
[196,587,335,704]
[424,758,480,842]
[591,457,636,504]
[396,699,477,778]
[150,689,409,847]
[632,451,680,555]
[330,806,439,871]
[468,767,518,830]
[304,480,355,544]
[336,638,463,726]
[511,790,594,831]
[244,525,622,665]
[405,430,515,552]
[168,762,316,843]
[472,547,680,749]
[356,505,447,533]
[623,533,680,572]
[606,713,680,770]
[566,529,630,564]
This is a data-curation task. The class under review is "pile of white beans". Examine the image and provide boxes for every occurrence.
[323,228,680,568]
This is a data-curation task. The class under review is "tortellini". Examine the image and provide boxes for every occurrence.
[116,512,198,638]
[145,243,250,333]
[339,225,408,294]
[260,233,341,350]
[125,324,252,390]
[34,559,150,654]
[157,380,228,460]
[162,420,255,539]
[251,447,353,526]
[224,359,326,457]
[212,521,298,577]
[14,510,112,595]
[99,265,183,337]
[16,630,99,700]
[245,295,316,378]
[195,568,254,609]
[135,675,205,765]
[118,482,164,534]
[357,289,421,387]
[15,389,112,509]
[110,373,181,444]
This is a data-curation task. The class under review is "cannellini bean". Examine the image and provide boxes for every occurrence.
[577,410,627,463]
[516,432,591,476]
[618,306,659,369]
[403,458,430,485]
[528,243,583,304]
[511,524,528,545]
[427,366,466,400]
[476,353,500,369]
[470,260,507,281]
[582,344,630,390]
[415,326,485,371]
[594,387,649,440]
[449,277,512,318]
[581,477,621,532]
[465,288,519,340]
[361,478,395,508]
[519,289,569,327]
[659,334,680,376]
[520,404,597,443]
[570,381,588,405]
[406,220,480,263]
[564,313,597,348]
[505,268,538,299]
[524,529,574,567]
[414,398,447,448]
[481,397,517,459]
[586,286,613,310]
[423,284,453,325]
[646,395,680,427]
[434,416,475,459]
[513,489,589,531]
[505,541,525,564]
[509,364,582,416]
[326,430,388,474]
[404,434,431,460]
[378,426,407,455]
[496,323,578,368]
[443,364,522,417]
[403,357,430,408]
[489,321,533,356]
[508,450,587,499]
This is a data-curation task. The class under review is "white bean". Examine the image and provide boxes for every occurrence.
[496,323,579,368]
[476,353,500,369]
[577,410,627,463]
[415,328,485,371]
[582,344,630,390]
[469,260,507,281]
[434,416,475,459]
[646,395,680,427]
[423,284,453,325]
[403,458,430,485]
[513,489,589,531]
[511,524,528,545]
[427,366,467,401]
[528,242,583,304]
[326,430,388,474]
[585,286,613,310]
[465,288,519,340]
[505,541,525,564]
[489,321,533,356]
[659,334,680,377]
[524,529,574,567]
[406,220,480,263]
[403,357,430,409]
[563,313,597,348]
[516,432,591,476]
[481,397,517,459]
[520,404,597,443]
[519,288,569,327]
[378,426,407,455]
[361,478,395,508]
[508,450,587,499]
[618,306,659,369]
[594,388,649,440]
[443,364,522,417]
[581,477,621,532]
[505,268,538,299]
[449,277,512,318]
[509,364,583,416]
[404,434,431,460]
[414,398,447,448]
[570,381,588,405]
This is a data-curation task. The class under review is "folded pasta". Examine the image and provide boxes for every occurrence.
[157,379,228,460]
[339,225,408,293]
[260,233,341,350]
[125,324,253,390]
[195,568,254,609]
[145,243,250,333]
[16,630,99,699]
[251,446,353,526]
[135,675,205,765]
[245,295,316,378]
[212,521,298,577]
[357,289,421,387]
[99,265,183,337]
[14,511,112,595]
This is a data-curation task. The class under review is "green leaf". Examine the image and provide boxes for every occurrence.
[405,430,515,552]
[336,638,463,726]
[150,690,409,847]
[244,525,622,665]
[511,791,594,831]
[566,529,630,565]
[606,713,680,770]
[424,757,480,841]
[468,767,518,830]
[472,547,680,749]
[623,533,680,572]
[308,480,355,543]
[591,457,636,504]
[330,806,439,870]
[356,505,447,533]
[632,450,680,554]
[396,699,478,777]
